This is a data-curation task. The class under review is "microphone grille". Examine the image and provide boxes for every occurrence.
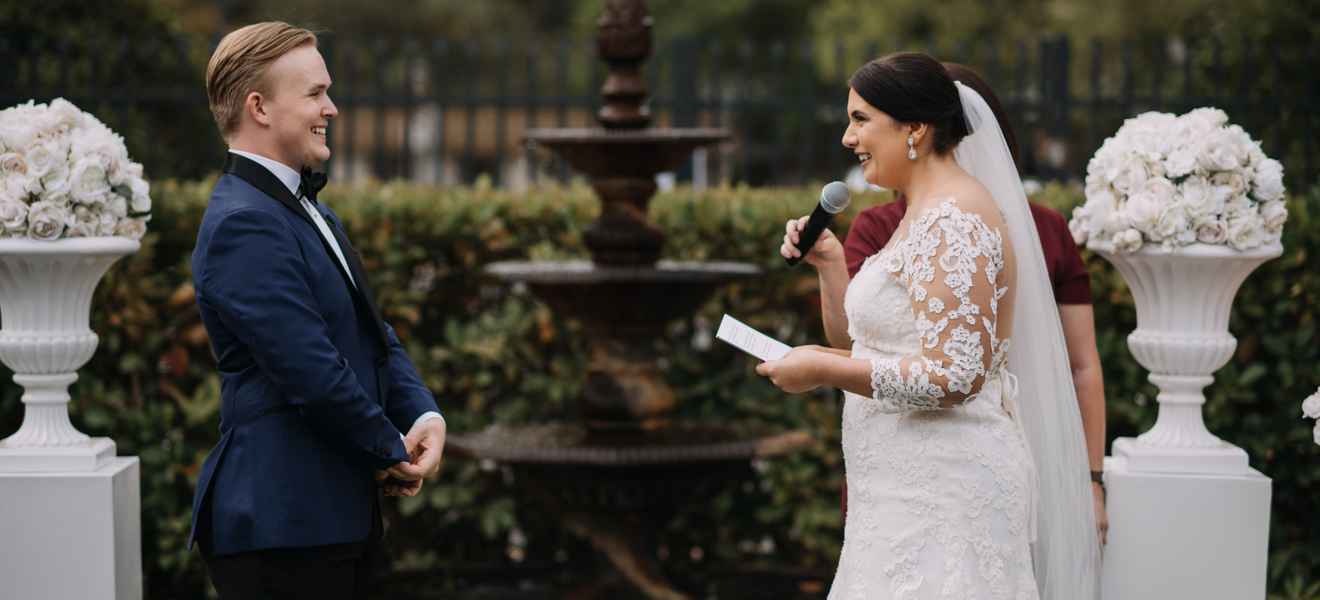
[820,181,851,214]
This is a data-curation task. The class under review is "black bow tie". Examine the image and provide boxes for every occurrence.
[298,167,328,203]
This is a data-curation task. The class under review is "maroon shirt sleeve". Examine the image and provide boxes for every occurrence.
[844,201,906,278]
[1030,203,1092,305]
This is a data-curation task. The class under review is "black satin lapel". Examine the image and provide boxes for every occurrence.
[321,212,390,352]
[222,153,316,228]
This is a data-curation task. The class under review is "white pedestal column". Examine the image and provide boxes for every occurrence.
[1088,240,1281,475]
[1101,456,1271,600]
[0,457,142,600]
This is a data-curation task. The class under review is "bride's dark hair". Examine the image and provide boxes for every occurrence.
[849,52,970,155]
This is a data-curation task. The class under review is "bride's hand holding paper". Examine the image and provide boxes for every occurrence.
[755,346,835,393]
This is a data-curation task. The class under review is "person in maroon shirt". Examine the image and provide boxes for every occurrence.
[835,63,1110,543]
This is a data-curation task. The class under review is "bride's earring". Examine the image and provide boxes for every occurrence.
[907,135,917,161]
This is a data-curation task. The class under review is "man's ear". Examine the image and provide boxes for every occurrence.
[245,91,271,127]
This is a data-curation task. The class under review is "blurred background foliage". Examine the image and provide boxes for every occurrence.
[1,180,1317,598]
[2,0,1318,598]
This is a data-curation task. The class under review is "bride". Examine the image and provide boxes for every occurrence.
[755,52,1100,599]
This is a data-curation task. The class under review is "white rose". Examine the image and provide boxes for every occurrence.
[1302,391,1320,419]
[1195,218,1228,244]
[1182,107,1228,132]
[109,160,144,187]
[1252,158,1285,202]
[0,200,28,236]
[71,125,128,165]
[0,122,38,151]
[97,211,118,236]
[1198,129,1247,172]
[1313,422,1320,447]
[26,200,68,241]
[41,176,72,207]
[1069,215,1088,245]
[128,177,150,214]
[1260,201,1288,233]
[1211,171,1248,196]
[1226,125,1258,162]
[1114,228,1144,252]
[1155,204,1190,242]
[47,98,82,131]
[108,194,129,218]
[41,158,70,191]
[1226,213,1265,250]
[1246,143,1267,170]
[1109,158,1151,194]
[3,174,40,200]
[1084,185,1129,236]
[1125,179,1173,237]
[64,205,99,238]
[1164,143,1199,179]
[0,152,28,176]
[1179,175,1224,220]
[69,158,110,204]
[114,218,147,240]
[23,140,63,179]
[1225,195,1256,220]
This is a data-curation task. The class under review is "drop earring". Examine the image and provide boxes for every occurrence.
[907,135,917,161]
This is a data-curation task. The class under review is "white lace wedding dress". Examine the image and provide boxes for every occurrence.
[829,197,1040,600]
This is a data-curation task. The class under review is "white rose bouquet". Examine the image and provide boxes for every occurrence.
[0,98,150,241]
[1069,108,1286,252]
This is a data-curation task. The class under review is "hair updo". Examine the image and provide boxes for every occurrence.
[848,52,970,155]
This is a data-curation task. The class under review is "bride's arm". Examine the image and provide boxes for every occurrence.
[818,259,852,349]
[780,216,852,349]
[761,203,1005,409]
[858,203,1006,410]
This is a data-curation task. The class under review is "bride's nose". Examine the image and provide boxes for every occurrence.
[841,125,857,149]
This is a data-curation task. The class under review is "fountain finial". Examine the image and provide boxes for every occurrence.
[596,0,653,129]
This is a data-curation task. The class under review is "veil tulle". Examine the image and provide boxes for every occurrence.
[952,80,1102,600]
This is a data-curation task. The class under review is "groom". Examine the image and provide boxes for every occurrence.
[188,22,445,599]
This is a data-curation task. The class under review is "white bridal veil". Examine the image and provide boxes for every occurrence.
[952,81,1102,600]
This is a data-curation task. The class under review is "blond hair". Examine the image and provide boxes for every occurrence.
[205,22,318,139]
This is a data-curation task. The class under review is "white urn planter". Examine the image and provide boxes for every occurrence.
[1090,239,1282,475]
[0,237,139,472]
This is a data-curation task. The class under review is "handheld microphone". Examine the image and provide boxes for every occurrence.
[786,181,851,266]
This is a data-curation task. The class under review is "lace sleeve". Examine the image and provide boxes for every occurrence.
[868,200,1008,411]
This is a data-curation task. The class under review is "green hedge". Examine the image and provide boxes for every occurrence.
[1,179,1317,598]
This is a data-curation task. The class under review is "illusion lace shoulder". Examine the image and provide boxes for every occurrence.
[830,198,1040,600]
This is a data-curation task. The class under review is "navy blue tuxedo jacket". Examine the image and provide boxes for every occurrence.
[188,153,438,556]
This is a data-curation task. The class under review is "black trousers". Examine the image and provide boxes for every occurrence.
[200,498,384,600]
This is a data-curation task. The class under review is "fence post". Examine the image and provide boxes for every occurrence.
[1047,35,1071,137]
[671,36,700,182]
[670,36,699,128]
[1039,35,1072,178]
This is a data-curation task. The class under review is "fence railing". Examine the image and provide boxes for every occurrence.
[3,32,1315,188]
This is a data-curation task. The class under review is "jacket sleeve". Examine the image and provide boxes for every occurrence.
[198,208,409,469]
[382,321,441,432]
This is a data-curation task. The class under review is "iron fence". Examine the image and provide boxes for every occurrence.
[2,32,1315,188]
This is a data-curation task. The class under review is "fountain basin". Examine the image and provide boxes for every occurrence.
[488,260,758,331]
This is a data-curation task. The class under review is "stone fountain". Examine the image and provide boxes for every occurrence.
[447,2,810,598]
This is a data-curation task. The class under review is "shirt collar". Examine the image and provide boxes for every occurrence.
[228,149,303,199]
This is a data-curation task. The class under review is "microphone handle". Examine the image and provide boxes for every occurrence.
[786,204,834,266]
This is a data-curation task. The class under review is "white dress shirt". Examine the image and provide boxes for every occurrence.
[227,150,443,437]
